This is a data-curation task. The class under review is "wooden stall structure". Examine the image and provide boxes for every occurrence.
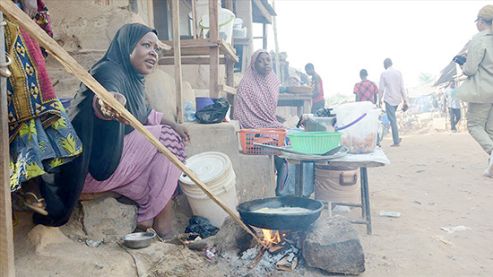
[159,0,239,104]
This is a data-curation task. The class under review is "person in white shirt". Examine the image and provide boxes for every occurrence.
[446,81,461,132]
[379,58,408,147]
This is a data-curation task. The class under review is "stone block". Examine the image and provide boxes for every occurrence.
[27,225,71,254]
[81,198,137,242]
[213,217,253,254]
[303,214,365,275]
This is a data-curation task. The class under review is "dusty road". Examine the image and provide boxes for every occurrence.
[358,132,493,276]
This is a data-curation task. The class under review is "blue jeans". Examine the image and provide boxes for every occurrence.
[449,108,461,130]
[385,102,400,145]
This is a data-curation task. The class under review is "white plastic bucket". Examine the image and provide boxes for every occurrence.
[179,152,238,227]
[334,101,380,154]
[199,8,235,44]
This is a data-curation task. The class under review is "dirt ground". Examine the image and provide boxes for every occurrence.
[357,131,493,276]
[12,130,493,276]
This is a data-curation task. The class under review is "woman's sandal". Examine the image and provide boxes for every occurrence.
[23,192,48,216]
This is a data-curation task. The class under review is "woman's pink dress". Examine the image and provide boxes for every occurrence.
[82,110,185,222]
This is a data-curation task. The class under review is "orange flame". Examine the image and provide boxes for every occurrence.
[261,229,282,245]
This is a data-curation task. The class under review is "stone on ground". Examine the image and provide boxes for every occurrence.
[303,214,365,275]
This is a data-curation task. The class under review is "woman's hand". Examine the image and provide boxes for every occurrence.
[95,92,129,124]
[20,0,38,18]
[173,124,191,143]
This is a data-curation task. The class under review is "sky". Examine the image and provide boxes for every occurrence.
[253,0,490,98]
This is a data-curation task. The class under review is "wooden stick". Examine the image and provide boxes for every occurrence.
[209,0,219,98]
[171,0,183,123]
[0,0,264,247]
[0,10,15,277]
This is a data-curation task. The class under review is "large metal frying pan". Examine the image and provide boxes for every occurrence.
[237,196,324,230]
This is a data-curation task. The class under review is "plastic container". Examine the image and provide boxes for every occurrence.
[179,152,238,227]
[195,97,215,112]
[238,128,287,155]
[200,8,235,44]
[184,101,196,122]
[287,131,341,155]
[334,101,380,154]
[314,165,360,203]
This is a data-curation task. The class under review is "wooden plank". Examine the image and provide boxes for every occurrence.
[161,38,216,48]
[0,0,265,248]
[160,39,238,63]
[218,40,239,63]
[0,11,15,277]
[159,56,226,65]
[171,0,183,123]
[209,0,219,98]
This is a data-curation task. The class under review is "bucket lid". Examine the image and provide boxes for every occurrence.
[179,152,231,185]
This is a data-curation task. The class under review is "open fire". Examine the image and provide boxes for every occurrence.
[246,229,301,272]
[261,229,283,246]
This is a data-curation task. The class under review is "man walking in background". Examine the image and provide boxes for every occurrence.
[446,81,461,132]
[379,58,408,147]
[354,69,379,104]
[305,63,325,113]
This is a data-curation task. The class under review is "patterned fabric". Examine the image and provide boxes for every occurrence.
[34,0,53,38]
[6,9,82,191]
[9,110,83,191]
[354,79,379,104]
[5,19,59,142]
[233,50,283,129]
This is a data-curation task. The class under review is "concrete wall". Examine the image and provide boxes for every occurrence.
[45,0,145,98]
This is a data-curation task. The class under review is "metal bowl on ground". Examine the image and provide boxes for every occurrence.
[237,196,324,230]
[123,232,156,249]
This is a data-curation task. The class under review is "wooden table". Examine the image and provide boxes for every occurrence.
[277,93,312,116]
[281,148,390,235]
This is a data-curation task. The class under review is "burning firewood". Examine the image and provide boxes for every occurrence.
[276,253,298,272]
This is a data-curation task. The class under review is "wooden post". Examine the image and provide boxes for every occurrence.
[0,12,15,277]
[209,0,219,98]
[191,0,199,39]
[224,0,234,88]
[272,0,281,80]
[147,0,154,27]
[171,0,183,123]
[224,0,233,10]
[262,23,267,50]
